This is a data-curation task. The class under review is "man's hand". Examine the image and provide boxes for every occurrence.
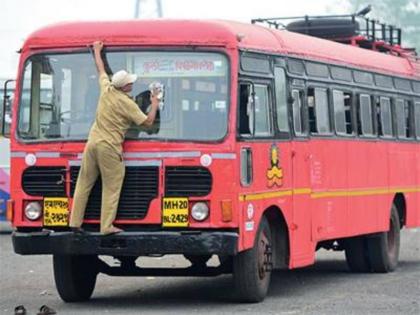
[92,41,105,75]
[93,41,104,52]
[150,91,160,109]
[142,92,160,127]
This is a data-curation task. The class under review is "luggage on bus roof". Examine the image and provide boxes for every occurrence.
[286,18,359,39]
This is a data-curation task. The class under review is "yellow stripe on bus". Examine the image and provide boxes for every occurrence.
[311,188,390,199]
[293,188,312,195]
[239,186,420,202]
[239,190,293,201]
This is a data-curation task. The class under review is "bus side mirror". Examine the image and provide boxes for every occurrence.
[1,79,15,138]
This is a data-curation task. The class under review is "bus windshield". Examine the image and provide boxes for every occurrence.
[17,51,229,142]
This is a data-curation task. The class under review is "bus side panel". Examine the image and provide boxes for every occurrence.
[413,145,420,227]
[367,141,390,232]
[389,143,420,228]
[347,141,382,235]
[408,144,420,227]
[310,139,348,241]
[290,141,316,268]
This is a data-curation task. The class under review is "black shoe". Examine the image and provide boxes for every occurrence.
[37,305,56,315]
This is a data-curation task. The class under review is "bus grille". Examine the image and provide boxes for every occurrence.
[165,166,212,197]
[70,166,159,220]
[22,167,66,197]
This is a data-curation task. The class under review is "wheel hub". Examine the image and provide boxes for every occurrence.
[258,233,273,279]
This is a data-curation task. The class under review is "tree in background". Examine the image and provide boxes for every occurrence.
[346,0,420,52]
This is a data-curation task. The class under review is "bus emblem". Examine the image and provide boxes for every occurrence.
[266,144,283,187]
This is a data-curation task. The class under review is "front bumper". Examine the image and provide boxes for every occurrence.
[12,230,238,256]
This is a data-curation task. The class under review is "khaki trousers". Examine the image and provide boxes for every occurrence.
[69,140,125,234]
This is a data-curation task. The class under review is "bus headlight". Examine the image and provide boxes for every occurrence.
[24,202,42,221]
[191,202,209,221]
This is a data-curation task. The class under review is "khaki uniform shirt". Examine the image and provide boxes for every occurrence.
[88,73,147,153]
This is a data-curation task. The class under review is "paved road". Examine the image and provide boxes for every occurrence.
[1,229,419,315]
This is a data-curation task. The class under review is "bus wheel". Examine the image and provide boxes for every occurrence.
[184,255,212,267]
[53,255,99,302]
[344,236,370,272]
[367,205,400,273]
[233,216,273,303]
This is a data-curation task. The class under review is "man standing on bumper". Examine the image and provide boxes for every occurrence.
[69,41,159,235]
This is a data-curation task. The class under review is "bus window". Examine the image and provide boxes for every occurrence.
[395,99,413,139]
[287,59,305,75]
[18,55,86,140]
[18,64,32,135]
[333,90,353,135]
[18,51,229,142]
[254,85,271,136]
[378,97,393,138]
[358,94,374,136]
[308,87,331,135]
[239,83,252,136]
[39,73,54,136]
[291,89,305,136]
[415,102,420,140]
[306,62,329,78]
[240,147,253,186]
[238,83,271,137]
[354,71,373,85]
[395,99,405,138]
[405,101,414,139]
[274,67,289,134]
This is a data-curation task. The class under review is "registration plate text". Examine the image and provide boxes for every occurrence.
[162,197,189,227]
[43,198,69,227]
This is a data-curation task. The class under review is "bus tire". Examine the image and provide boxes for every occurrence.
[344,236,370,272]
[53,254,99,302]
[367,205,400,273]
[233,216,272,303]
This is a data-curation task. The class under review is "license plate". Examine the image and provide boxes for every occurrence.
[162,197,189,227]
[43,198,69,227]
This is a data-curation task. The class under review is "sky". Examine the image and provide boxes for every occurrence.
[0,0,349,79]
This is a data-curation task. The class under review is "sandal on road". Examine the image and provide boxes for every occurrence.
[14,305,26,315]
[37,305,56,315]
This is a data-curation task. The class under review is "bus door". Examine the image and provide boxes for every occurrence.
[289,86,315,267]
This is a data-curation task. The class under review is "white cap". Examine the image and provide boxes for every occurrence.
[111,70,138,88]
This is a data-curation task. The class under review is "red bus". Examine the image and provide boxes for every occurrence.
[4,16,420,303]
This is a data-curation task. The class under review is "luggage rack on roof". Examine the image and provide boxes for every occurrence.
[251,5,418,60]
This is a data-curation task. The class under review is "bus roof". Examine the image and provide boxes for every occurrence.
[23,19,420,79]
